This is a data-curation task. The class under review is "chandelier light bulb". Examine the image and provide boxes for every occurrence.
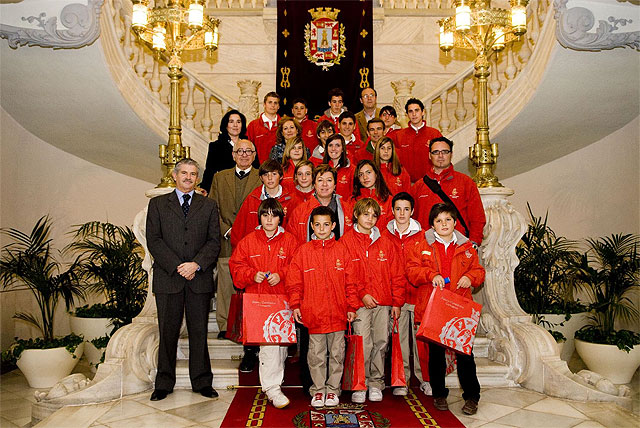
[188,1,204,29]
[131,2,148,30]
[511,4,527,36]
[492,27,506,51]
[152,25,167,51]
[455,2,471,32]
[439,24,454,52]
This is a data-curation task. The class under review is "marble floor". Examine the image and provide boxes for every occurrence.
[2,366,639,428]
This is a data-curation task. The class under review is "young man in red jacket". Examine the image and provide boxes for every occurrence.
[338,111,365,161]
[230,160,294,249]
[392,98,442,183]
[406,203,485,416]
[247,92,281,163]
[340,198,405,404]
[411,136,486,246]
[229,199,300,409]
[383,192,431,397]
[318,88,347,129]
[286,206,358,409]
[291,98,318,153]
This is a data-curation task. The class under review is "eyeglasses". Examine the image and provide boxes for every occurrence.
[234,149,255,155]
[430,150,451,156]
[380,111,395,117]
[362,94,376,99]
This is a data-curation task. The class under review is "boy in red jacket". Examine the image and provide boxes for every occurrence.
[406,202,485,416]
[341,198,405,403]
[229,199,300,409]
[383,192,431,397]
[286,206,358,409]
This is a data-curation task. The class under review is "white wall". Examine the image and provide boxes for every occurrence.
[0,107,155,351]
[503,116,640,241]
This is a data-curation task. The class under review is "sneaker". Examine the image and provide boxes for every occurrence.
[462,399,479,415]
[433,397,449,411]
[392,386,408,396]
[311,392,325,408]
[268,391,290,409]
[351,390,366,403]
[324,392,339,406]
[420,381,433,396]
[368,387,383,402]
[239,351,258,373]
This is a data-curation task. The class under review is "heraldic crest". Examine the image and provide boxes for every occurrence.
[304,7,346,71]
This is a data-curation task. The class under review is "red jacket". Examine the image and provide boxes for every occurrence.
[286,195,353,243]
[230,185,294,248]
[318,113,340,131]
[280,159,296,191]
[330,159,355,199]
[299,118,318,153]
[406,229,485,321]
[285,237,359,334]
[229,228,300,295]
[247,114,280,163]
[392,122,442,183]
[352,139,374,164]
[351,188,393,229]
[343,134,365,162]
[340,227,405,309]
[411,164,486,245]
[290,186,314,206]
[383,219,425,305]
[379,163,411,195]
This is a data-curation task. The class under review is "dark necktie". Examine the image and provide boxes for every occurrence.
[182,194,190,217]
[236,170,247,179]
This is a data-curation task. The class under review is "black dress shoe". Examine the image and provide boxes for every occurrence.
[239,351,258,373]
[217,331,227,340]
[195,386,219,398]
[150,389,172,401]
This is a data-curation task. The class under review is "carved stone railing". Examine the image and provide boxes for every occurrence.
[379,0,455,9]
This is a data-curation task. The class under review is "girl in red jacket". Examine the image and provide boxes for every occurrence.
[406,202,485,416]
[280,137,308,191]
[286,206,358,409]
[322,133,355,199]
[373,137,411,195]
[289,160,314,205]
[229,199,300,409]
[351,160,393,228]
[341,198,405,404]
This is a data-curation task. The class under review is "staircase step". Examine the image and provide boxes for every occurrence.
[178,333,244,360]
[472,337,489,359]
[445,357,516,388]
[175,359,239,389]
[207,310,219,334]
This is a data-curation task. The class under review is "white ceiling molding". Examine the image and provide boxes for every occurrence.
[0,0,104,49]
[554,0,640,51]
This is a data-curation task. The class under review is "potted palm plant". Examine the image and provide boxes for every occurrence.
[515,204,587,360]
[0,216,85,388]
[573,233,640,384]
[66,221,147,370]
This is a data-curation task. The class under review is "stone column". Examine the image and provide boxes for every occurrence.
[391,78,415,128]
[237,80,262,122]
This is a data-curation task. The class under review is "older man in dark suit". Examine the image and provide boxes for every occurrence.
[146,158,221,401]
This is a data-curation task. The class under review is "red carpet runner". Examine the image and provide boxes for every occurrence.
[221,387,464,428]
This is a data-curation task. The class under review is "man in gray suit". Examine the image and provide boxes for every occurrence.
[146,158,221,401]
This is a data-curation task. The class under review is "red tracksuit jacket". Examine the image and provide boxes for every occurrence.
[247,114,280,163]
[340,227,405,309]
[392,122,442,183]
[285,237,359,334]
[286,195,353,243]
[379,162,411,195]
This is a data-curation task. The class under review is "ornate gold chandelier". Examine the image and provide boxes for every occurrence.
[131,0,220,188]
[438,0,528,188]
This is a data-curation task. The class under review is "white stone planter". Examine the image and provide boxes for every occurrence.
[69,315,112,372]
[575,339,640,384]
[16,343,84,388]
[537,312,589,361]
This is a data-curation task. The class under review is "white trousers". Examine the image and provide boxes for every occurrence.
[353,305,390,390]
[259,345,288,395]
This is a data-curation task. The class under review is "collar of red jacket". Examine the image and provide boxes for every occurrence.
[425,163,455,181]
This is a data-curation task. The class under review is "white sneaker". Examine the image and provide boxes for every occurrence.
[393,386,408,396]
[351,390,366,403]
[268,390,290,409]
[324,392,339,406]
[420,381,433,396]
[311,392,325,408]
[368,387,383,402]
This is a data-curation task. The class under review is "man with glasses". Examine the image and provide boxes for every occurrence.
[355,87,380,142]
[393,98,442,183]
[411,136,485,246]
[379,106,401,136]
[209,140,261,340]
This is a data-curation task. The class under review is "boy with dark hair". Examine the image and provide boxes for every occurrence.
[286,206,359,408]
[383,192,430,396]
[229,199,300,409]
[340,198,405,403]
[319,88,347,128]
[406,202,485,415]
[338,111,364,160]
[291,97,317,152]
[247,91,281,163]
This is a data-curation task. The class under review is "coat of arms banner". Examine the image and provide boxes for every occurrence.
[277,0,374,118]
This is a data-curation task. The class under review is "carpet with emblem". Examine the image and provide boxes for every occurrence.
[220,387,465,428]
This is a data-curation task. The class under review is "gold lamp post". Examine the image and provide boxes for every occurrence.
[131,0,220,188]
[439,0,528,188]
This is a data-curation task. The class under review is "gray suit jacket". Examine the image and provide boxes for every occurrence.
[209,167,261,258]
[146,191,221,294]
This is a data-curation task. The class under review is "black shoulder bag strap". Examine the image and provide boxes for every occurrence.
[422,175,470,239]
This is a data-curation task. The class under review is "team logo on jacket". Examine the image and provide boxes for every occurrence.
[263,302,297,343]
[339,175,348,184]
[421,250,431,256]
[395,177,403,188]
[335,258,344,270]
[439,308,480,355]
[278,247,287,259]
[377,250,387,262]
[304,8,346,71]
[465,250,472,259]
[451,188,459,199]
